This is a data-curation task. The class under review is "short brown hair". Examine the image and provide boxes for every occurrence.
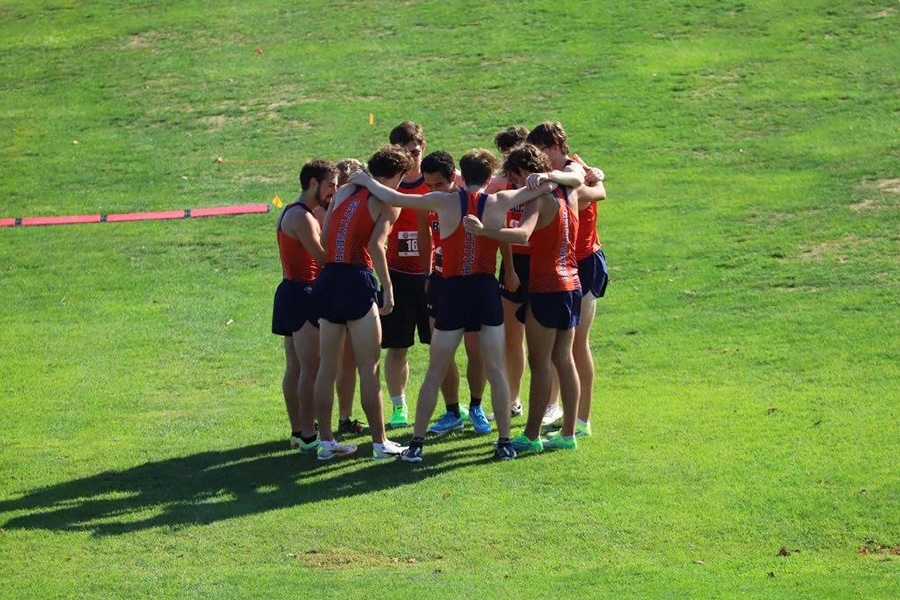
[459,149,499,187]
[526,121,569,155]
[299,160,338,191]
[494,126,529,154]
[389,121,425,146]
[367,145,414,180]
[335,158,366,186]
[503,144,553,176]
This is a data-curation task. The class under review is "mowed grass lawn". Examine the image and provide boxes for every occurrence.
[1,0,899,597]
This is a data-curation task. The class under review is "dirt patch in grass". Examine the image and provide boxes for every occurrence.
[868,7,896,19]
[121,31,165,50]
[875,178,900,193]
[289,548,422,571]
[799,235,872,262]
[851,179,900,212]
[282,119,315,129]
[203,115,229,131]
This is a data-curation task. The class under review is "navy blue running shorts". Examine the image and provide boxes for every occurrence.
[528,290,583,330]
[577,249,609,299]
[312,263,378,325]
[434,274,503,332]
[426,271,443,319]
[272,279,318,335]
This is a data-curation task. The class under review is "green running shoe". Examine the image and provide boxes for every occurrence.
[510,433,543,454]
[546,420,592,438]
[389,403,409,428]
[543,433,577,450]
[290,435,319,453]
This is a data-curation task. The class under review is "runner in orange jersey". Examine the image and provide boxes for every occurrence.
[381,122,434,430]
[420,151,489,436]
[527,122,607,438]
[272,160,337,453]
[311,146,413,461]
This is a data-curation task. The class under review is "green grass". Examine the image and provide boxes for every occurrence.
[2,0,899,598]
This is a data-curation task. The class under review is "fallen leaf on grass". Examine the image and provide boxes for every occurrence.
[778,547,791,557]
[767,572,776,578]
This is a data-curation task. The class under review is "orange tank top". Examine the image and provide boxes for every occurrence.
[387,176,430,274]
[528,188,580,293]
[505,181,533,256]
[575,202,602,260]
[326,186,375,269]
[277,202,321,284]
[441,190,499,278]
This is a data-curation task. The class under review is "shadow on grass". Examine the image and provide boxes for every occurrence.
[0,438,493,536]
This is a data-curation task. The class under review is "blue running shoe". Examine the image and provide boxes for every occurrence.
[427,412,464,436]
[469,405,492,435]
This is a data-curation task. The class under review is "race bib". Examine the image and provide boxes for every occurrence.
[397,231,419,257]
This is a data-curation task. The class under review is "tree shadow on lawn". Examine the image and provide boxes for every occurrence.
[0,437,492,536]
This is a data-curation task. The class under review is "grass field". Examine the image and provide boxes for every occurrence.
[2,0,899,597]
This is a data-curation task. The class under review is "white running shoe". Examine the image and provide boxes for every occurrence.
[541,403,564,427]
[373,438,408,460]
[317,440,358,461]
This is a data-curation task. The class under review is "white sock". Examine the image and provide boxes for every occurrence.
[577,418,590,428]
[390,395,406,408]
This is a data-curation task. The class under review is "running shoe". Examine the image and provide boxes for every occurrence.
[427,412,465,435]
[401,444,424,463]
[510,433,543,455]
[469,405,492,435]
[495,442,517,461]
[542,433,577,451]
[337,418,366,436]
[542,403,564,427]
[373,439,408,460]
[316,440,358,461]
[546,420,593,438]
[459,405,470,421]
[389,403,409,428]
[487,401,525,422]
[289,435,319,453]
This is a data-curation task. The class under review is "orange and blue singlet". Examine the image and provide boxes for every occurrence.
[440,190,499,279]
[277,201,321,284]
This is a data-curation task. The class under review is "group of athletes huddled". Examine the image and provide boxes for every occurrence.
[272,121,607,462]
